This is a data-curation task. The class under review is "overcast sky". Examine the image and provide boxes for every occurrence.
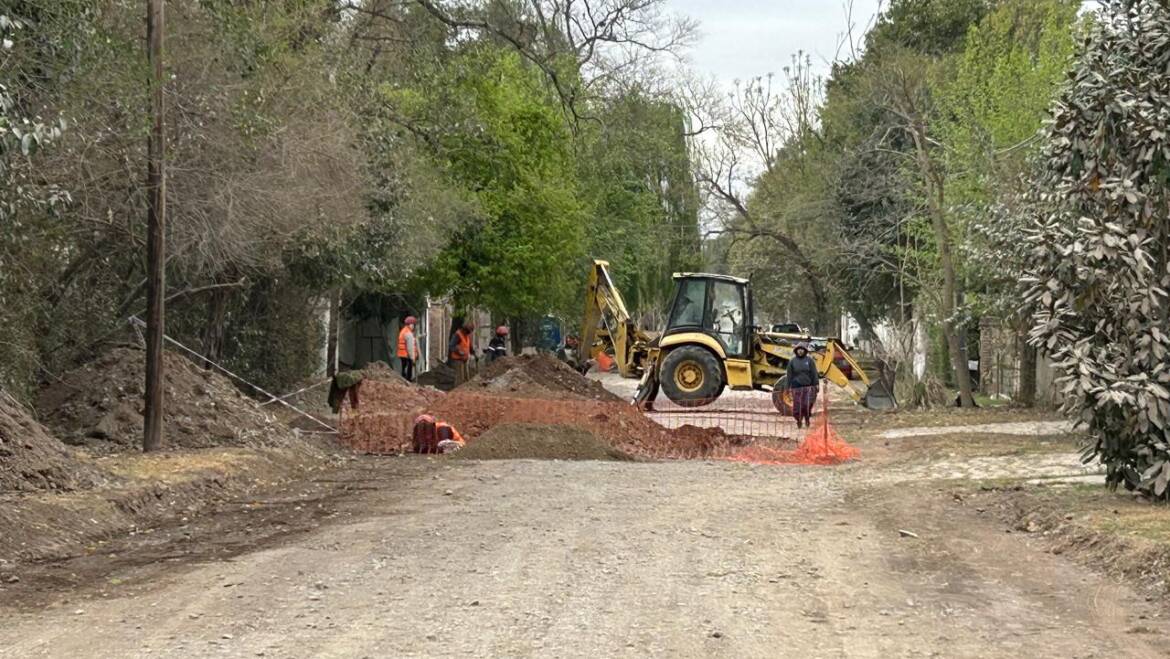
[670,0,887,86]
[670,1,1100,87]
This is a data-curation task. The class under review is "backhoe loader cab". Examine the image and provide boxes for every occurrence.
[664,274,753,359]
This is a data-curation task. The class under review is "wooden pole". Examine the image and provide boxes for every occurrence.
[326,289,340,378]
[143,0,166,452]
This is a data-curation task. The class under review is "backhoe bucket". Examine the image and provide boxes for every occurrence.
[862,381,897,411]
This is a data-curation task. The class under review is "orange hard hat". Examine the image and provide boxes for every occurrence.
[404,316,417,326]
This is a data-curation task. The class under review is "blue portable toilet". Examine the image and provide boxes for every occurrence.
[537,316,562,353]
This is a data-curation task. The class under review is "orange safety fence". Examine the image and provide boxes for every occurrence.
[337,379,859,466]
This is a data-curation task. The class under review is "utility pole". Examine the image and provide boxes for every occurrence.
[143,0,166,452]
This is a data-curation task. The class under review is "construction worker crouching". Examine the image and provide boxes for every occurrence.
[412,414,466,454]
[397,315,420,381]
[486,325,509,363]
[449,319,474,385]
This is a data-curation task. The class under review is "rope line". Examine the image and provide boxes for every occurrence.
[127,316,336,434]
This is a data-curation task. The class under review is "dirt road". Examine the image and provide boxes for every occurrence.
[2,454,1166,658]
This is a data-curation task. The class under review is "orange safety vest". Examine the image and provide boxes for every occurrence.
[450,329,472,362]
[436,421,465,445]
[397,325,414,358]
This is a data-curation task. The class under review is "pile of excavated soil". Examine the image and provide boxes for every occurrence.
[461,367,583,400]
[450,423,632,461]
[359,361,408,385]
[351,366,445,416]
[339,356,753,458]
[335,369,446,454]
[460,355,619,402]
[417,362,456,392]
[0,391,108,492]
[426,391,729,458]
[37,347,290,453]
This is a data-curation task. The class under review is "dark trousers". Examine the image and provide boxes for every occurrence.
[400,357,414,381]
[453,359,470,385]
[792,386,816,424]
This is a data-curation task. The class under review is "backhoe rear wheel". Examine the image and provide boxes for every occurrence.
[660,346,723,407]
[772,375,793,415]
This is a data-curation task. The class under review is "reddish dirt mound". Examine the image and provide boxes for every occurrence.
[427,391,727,458]
[335,376,446,454]
[461,355,618,402]
[1,391,108,492]
[37,347,290,453]
[353,377,444,416]
[450,423,632,461]
[338,390,711,457]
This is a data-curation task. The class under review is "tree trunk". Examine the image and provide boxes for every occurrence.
[326,289,340,377]
[200,286,231,369]
[910,121,975,408]
[1017,324,1037,407]
[510,316,524,355]
[934,223,975,407]
[143,0,166,453]
[856,311,881,349]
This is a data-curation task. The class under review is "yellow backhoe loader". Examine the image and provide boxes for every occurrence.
[581,260,897,412]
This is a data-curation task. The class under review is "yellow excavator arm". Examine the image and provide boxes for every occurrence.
[581,260,650,378]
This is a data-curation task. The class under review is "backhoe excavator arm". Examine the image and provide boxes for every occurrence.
[581,260,648,378]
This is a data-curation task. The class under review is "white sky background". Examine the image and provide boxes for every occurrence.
[670,1,1098,87]
[670,0,887,87]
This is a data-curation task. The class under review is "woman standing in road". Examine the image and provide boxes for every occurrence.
[786,342,820,428]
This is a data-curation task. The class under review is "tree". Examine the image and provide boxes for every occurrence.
[689,57,835,331]
[0,9,69,397]
[1025,0,1170,497]
[871,50,975,407]
[941,0,1081,406]
[578,90,701,321]
[395,47,587,319]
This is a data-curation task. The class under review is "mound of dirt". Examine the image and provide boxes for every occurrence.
[0,391,107,492]
[37,347,290,453]
[359,361,408,385]
[426,391,726,458]
[461,367,585,400]
[416,362,456,392]
[451,423,632,461]
[334,368,446,454]
[461,355,618,402]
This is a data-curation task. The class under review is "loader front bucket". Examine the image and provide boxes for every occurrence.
[862,380,897,411]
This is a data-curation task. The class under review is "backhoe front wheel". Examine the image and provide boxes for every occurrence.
[660,346,723,407]
[772,375,793,415]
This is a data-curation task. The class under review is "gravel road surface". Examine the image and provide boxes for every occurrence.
[2,457,1165,658]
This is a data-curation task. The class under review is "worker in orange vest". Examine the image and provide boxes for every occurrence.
[396,316,420,381]
[435,420,465,453]
[411,414,465,454]
[448,319,474,385]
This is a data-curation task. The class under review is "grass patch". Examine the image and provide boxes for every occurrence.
[1037,483,1170,544]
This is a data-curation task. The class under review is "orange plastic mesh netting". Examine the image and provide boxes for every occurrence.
[721,385,859,466]
[722,414,859,466]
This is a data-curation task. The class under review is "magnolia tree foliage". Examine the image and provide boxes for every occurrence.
[1025,0,1170,496]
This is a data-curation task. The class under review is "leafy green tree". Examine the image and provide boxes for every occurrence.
[399,48,586,320]
[1025,0,1170,497]
[578,91,701,322]
[940,0,1081,404]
